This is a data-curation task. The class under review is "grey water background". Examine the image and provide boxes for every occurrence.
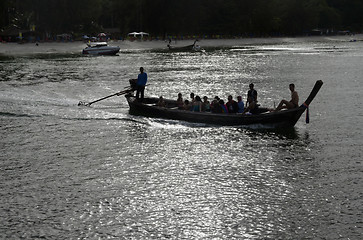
[0,37,362,239]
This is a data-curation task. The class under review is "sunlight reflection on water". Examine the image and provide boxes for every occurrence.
[1,38,362,239]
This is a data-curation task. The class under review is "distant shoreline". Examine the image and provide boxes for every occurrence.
[1,35,361,56]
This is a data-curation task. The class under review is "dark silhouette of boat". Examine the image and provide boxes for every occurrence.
[125,80,323,128]
[167,40,203,52]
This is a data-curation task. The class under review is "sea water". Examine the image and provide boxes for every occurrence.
[1,37,362,239]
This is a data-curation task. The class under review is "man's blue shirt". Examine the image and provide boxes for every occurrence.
[137,72,147,86]
[238,101,245,113]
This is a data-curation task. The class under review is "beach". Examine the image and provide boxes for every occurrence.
[1,35,361,55]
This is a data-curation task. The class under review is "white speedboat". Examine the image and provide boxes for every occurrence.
[82,42,120,55]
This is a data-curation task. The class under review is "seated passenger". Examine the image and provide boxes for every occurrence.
[183,100,191,110]
[190,92,195,103]
[211,99,222,113]
[157,96,166,107]
[242,96,258,114]
[202,96,210,112]
[237,96,245,113]
[219,99,229,113]
[192,96,202,112]
[210,96,219,110]
[226,95,238,113]
[274,83,299,111]
[176,93,184,109]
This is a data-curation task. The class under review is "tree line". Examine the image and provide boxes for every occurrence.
[1,0,362,39]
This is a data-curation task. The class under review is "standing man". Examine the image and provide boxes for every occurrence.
[136,67,147,101]
[247,83,257,103]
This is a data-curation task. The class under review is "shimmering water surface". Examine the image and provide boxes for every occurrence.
[1,37,362,239]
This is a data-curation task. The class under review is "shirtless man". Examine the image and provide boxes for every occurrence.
[275,83,299,111]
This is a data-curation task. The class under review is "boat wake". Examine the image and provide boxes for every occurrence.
[144,117,209,129]
[0,111,36,118]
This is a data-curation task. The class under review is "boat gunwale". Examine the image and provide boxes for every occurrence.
[124,80,323,127]
[125,95,305,119]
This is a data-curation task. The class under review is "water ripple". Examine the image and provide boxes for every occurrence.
[1,39,362,239]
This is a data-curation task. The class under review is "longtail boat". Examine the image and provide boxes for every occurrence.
[125,80,323,128]
[167,40,204,52]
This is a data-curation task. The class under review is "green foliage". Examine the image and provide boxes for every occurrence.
[1,0,362,37]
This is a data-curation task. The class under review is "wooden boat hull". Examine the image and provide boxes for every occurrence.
[82,43,120,55]
[167,40,202,52]
[125,80,323,128]
[82,47,120,55]
[168,44,195,51]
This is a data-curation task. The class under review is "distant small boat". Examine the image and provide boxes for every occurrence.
[82,42,120,55]
[125,80,323,128]
[167,40,204,52]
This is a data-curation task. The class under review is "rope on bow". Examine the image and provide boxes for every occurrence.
[302,102,309,123]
